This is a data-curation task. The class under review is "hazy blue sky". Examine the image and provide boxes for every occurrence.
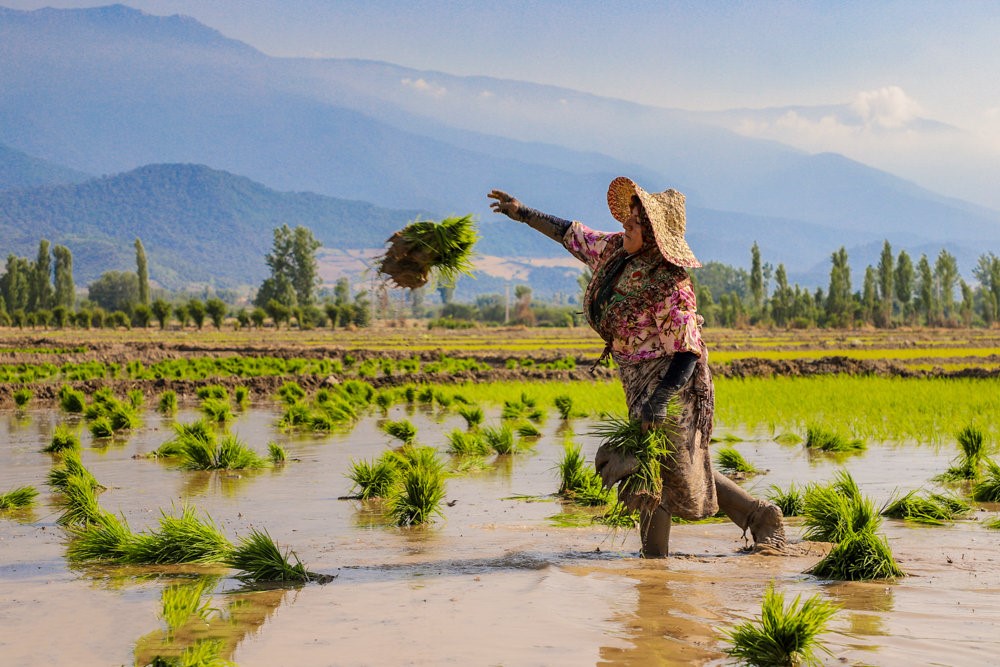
[6,1,1000,206]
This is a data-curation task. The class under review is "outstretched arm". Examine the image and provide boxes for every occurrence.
[487,190,571,243]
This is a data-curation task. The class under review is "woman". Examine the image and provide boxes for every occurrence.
[488,178,785,557]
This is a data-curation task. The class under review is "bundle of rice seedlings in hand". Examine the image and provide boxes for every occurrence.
[0,486,38,510]
[723,582,838,667]
[589,413,676,514]
[767,484,805,517]
[715,446,759,475]
[376,215,478,289]
[44,425,81,453]
[882,489,972,524]
[229,527,314,583]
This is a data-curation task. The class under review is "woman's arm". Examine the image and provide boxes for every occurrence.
[487,190,571,243]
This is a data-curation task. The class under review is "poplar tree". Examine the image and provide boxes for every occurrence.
[876,240,894,326]
[53,245,75,311]
[749,242,763,311]
[916,254,935,325]
[894,250,914,323]
[135,238,149,306]
[825,247,852,327]
[30,240,54,312]
[934,249,959,324]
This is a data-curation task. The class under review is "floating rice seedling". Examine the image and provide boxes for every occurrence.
[446,429,491,456]
[0,486,38,510]
[65,512,134,563]
[457,405,484,429]
[374,390,394,411]
[276,381,306,406]
[179,434,266,471]
[278,401,311,429]
[199,397,233,424]
[382,419,417,445]
[229,527,314,583]
[386,458,447,526]
[155,420,216,458]
[433,390,453,408]
[984,516,1000,530]
[109,403,141,431]
[44,425,81,453]
[268,442,287,464]
[376,214,478,289]
[515,422,542,438]
[808,530,905,580]
[805,425,866,453]
[347,457,400,499]
[723,582,837,667]
[972,459,1000,502]
[767,484,805,517]
[589,414,675,513]
[158,390,178,415]
[554,394,584,420]
[715,446,759,475]
[802,473,877,543]
[774,432,804,446]
[417,386,436,404]
[882,489,972,524]
[58,385,87,413]
[939,424,988,481]
[13,387,32,408]
[89,416,115,439]
[481,423,518,455]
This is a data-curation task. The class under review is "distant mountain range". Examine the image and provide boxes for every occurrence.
[1,4,998,292]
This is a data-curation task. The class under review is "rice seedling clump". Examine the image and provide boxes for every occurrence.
[457,405,484,429]
[939,424,989,481]
[347,456,400,499]
[13,387,32,408]
[158,390,178,415]
[58,385,87,413]
[881,489,972,524]
[723,582,838,667]
[179,433,267,471]
[386,457,447,526]
[481,423,518,455]
[767,484,804,517]
[229,527,315,583]
[382,419,417,444]
[0,486,38,510]
[805,425,866,453]
[44,425,81,453]
[715,445,759,475]
[376,214,478,289]
[558,441,612,507]
[446,429,491,456]
[589,414,674,513]
[971,458,1000,502]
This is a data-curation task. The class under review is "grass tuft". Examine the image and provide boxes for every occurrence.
[481,423,518,455]
[268,441,287,464]
[347,456,399,499]
[723,582,838,667]
[126,505,233,564]
[179,433,266,471]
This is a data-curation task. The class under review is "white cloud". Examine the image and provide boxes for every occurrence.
[849,86,921,129]
[478,90,495,99]
[400,77,447,97]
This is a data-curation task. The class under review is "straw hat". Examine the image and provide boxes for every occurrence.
[606,176,701,268]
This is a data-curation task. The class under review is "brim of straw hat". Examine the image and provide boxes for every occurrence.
[606,176,701,268]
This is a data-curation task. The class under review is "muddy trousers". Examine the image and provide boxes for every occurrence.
[639,471,762,558]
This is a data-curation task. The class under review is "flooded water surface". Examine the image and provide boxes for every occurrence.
[2,403,1000,666]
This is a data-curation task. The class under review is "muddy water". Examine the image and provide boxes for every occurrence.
[2,404,1000,666]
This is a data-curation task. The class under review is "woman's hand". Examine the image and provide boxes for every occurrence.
[595,443,640,489]
[487,189,524,221]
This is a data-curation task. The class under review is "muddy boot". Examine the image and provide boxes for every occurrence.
[639,505,671,558]
[714,471,786,551]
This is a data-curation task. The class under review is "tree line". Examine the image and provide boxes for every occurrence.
[2,227,998,330]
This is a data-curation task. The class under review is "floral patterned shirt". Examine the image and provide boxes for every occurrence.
[563,221,703,362]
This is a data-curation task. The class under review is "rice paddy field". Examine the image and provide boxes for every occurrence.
[2,326,1000,666]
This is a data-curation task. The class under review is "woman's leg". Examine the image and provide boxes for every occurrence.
[639,505,672,558]
[714,471,786,549]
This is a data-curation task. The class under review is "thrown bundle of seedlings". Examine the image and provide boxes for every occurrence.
[938,424,988,482]
[376,215,478,289]
[881,489,972,524]
[589,413,675,513]
[803,470,905,580]
[0,486,38,510]
[715,445,759,476]
[723,582,838,667]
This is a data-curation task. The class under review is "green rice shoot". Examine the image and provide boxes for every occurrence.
[972,458,1000,502]
[881,489,972,524]
[229,527,314,583]
[767,484,804,517]
[157,390,178,415]
[723,581,838,667]
[805,425,866,453]
[44,425,81,453]
[386,459,447,526]
[715,445,759,475]
[589,414,675,513]
[382,419,418,444]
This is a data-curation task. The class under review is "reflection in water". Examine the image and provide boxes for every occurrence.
[180,469,266,498]
[351,498,392,530]
[825,580,895,640]
[133,575,292,666]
